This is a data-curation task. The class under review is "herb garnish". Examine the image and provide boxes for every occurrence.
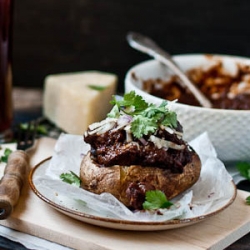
[246,196,250,205]
[143,190,173,210]
[0,148,13,163]
[236,162,250,181]
[60,171,81,187]
[108,91,177,138]
[88,85,107,91]
[20,123,48,135]
[236,162,250,205]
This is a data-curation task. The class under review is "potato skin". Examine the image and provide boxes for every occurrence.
[80,152,201,207]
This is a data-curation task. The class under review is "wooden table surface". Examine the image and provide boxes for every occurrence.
[0,87,249,250]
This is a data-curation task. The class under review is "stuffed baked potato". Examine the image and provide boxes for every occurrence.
[80,91,201,210]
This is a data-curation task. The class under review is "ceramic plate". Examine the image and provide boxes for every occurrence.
[29,157,237,231]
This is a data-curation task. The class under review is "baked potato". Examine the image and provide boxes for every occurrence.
[80,91,202,210]
[80,152,201,209]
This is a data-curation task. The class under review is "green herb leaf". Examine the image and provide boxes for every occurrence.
[20,123,48,135]
[0,148,13,163]
[75,199,87,206]
[110,91,148,113]
[88,85,107,91]
[161,111,177,128]
[246,196,250,205]
[36,125,48,135]
[107,105,120,118]
[131,115,157,138]
[236,162,250,181]
[143,190,173,210]
[108,91,178,138]
[60,171,81,187]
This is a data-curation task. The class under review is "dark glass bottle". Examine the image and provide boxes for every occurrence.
[0,0,13,135]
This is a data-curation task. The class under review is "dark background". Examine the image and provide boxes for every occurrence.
[12,0,250,93]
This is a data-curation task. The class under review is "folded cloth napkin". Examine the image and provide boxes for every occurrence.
[0,225,72,250]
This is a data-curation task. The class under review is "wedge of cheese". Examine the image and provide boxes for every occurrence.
[43,71,117,135]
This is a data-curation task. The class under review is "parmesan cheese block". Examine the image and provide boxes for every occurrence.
[43,71,117,134]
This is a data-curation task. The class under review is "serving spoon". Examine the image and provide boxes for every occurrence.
[126,32,212,108]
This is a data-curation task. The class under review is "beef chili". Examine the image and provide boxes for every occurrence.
[84,121,194,174]
[141,60,250,110]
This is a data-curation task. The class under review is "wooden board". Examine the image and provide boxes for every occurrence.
[0,137,250,250]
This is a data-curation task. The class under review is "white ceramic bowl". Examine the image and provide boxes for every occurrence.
[125,54,250,163]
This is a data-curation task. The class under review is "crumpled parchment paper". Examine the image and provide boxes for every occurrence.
[33,132,235,222]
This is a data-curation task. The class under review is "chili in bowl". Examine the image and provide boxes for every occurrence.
[125,54,250,162]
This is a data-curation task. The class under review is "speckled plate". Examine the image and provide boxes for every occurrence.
[29,157,237,231]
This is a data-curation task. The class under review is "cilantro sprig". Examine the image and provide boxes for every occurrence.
[236,162,250,205]
[143,190,173,210]
[88,85,107,91]
[0,148,13,163]
[110,91,148,114]
[60,171,81,187]
[108,91,177,138]
[236,162,250,181]
[246,196,250,205]
[20,122,48,135]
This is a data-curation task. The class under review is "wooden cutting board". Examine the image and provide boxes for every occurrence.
[0,137,250,250]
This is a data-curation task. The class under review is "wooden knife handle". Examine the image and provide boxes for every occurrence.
[0,150,30,219]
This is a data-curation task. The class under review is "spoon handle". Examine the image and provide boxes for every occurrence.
[127,32,212,108]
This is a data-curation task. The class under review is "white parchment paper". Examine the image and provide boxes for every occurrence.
[33,132,235,222]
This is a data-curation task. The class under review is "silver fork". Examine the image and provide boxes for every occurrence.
[0,120,37,219]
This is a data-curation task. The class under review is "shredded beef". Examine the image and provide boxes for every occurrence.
[84,123,195,173]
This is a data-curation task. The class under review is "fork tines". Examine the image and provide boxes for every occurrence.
[16,120,38,151]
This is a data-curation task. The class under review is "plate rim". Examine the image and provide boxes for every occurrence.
[29,157,237,228]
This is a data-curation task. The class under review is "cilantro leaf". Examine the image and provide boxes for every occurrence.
[143,102,167,118]
[142,102,177,128]
[131,115,157,138]
[161,110,177,128]
[246,196,250,205]
[75,199,87,206]
[107,105,120,118]
[88,85,107,91]
[108,91,178,138]
[60,171,81,187]
[143,190,173,210]
[20,122,48,135]
[36,125,49,135]
[131,103,177,138]
[236,162,250,181]
[110,91,148,113]
[0,148,13,163]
